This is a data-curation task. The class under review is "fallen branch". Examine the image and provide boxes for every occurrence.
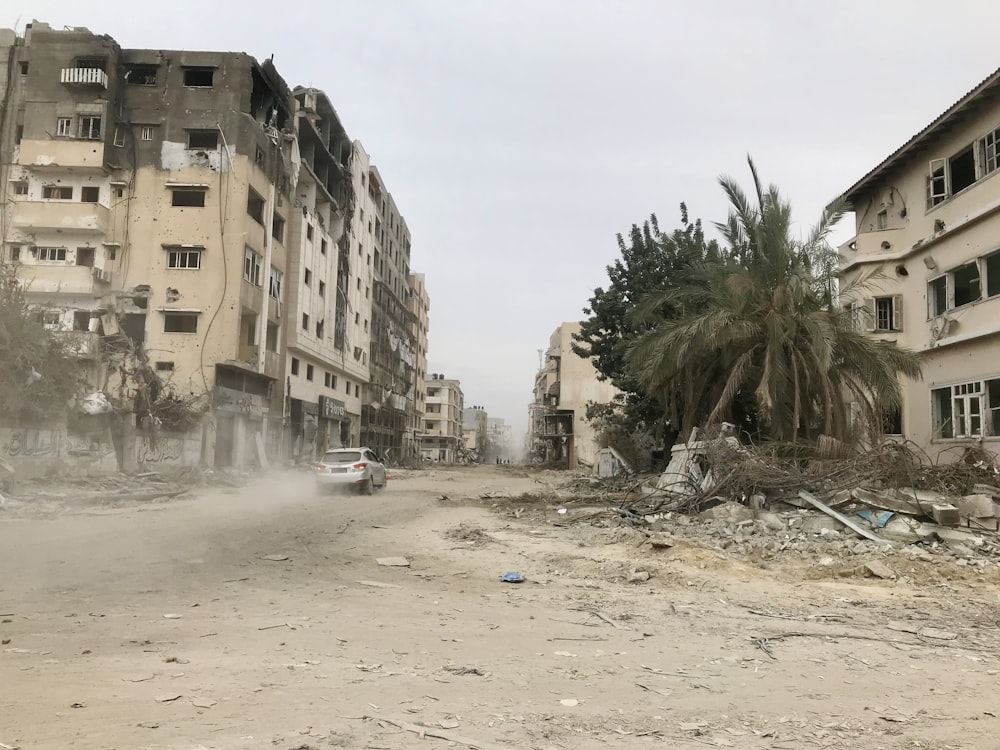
[571,608,624,629]
[362,715,512,750]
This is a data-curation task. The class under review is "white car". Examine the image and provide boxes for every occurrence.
[314,448,388,495]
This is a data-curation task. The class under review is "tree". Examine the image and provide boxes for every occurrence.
[0,265,86,424]
[573,207,723,463]
[628,157,921,443]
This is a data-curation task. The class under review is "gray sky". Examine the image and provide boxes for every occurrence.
[9,1,1000,442]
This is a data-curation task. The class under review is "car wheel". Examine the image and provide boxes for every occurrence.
[361,477,374,495]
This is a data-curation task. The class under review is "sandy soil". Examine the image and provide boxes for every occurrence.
[1,465,999,750]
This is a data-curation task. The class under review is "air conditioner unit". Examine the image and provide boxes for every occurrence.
[92,267,112,283]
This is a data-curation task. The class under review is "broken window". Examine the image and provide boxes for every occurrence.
[929,275,948,317]
[167,248,202,269]
[11,181,28,196]
[247,189,265,224]
[56,117,72,137]
[986,251,1000,298]
[8,245,21,262]
[927,159,948,209]
[243,247,262,286]
[306,364,314,381]
[75,247,95,267]
[162,312,198,333]
[80,186,99,203]
[271,214,285,244]
[75,58,105,71]
[265,323,278,353]
[79,116,101,140]
[171,189,206,207]
[187,130,218,150]
[113,127,125,147]
[72,311,91,331]
[269,267,282,299]
[43,185,72,200]
[306,224,314,241]
[155,361,175,372]
[124,64,158,86]
[953,261,981,307]
[949,145,977,195]
[35,246,67,262]
[183,67,214,88]
[982,127,1000,176]
[291,357,300,376]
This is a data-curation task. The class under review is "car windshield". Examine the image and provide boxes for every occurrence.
[322,451,362,464]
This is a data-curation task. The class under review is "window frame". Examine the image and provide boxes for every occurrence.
[186,129,219,150]
[43,185,73,200]
[932,377,1000,440]
[162,311,199,334]
[34,246,68,262]
[166,248,203,270]
[56,117,73,137]
[182,67,215,88]
[170,188,207,208]
[244,246,263,287]
[79,116,101,140]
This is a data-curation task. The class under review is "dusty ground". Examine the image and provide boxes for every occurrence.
[1,465,999,750]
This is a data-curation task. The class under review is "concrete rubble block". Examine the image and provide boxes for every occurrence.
[699,501,754,524]
[957,494,998,519]
[931,503,961,527]
[852,487,922,516]
[800,515,847,535]
[647,532,675,549]
[753,510,787,532]
[627,568,651,583]
[881,517,921,543]
[863,560,897,580]
[916,523,985,546]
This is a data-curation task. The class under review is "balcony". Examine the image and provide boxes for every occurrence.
[236,345,282,381]
[12,200,109,235]
[838,228,913,268]
[60,68,109,88]
[17,139,106,172]
[17,265,106,296]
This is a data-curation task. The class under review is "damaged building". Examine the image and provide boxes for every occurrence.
[0,21,432,471]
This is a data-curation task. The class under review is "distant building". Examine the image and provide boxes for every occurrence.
[487,417,514,460]
[528,322,617,468]
[462,405,488,458]
[421,374,463,462]
[408,272,430,454]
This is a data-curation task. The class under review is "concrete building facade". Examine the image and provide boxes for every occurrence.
[421,374,463,462]
[462,405,488,459]
[0,22,422,470]
[528,322,617,468]
[838,67,1000,461]
[408,272,430,456]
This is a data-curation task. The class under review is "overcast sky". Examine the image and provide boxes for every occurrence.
[8,1,1000,442]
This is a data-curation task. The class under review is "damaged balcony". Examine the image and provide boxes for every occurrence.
[60,67,109,88]
[17,265,108,296]
[55,330,101,359]
[18,139,107,172]
[12,200,110,234]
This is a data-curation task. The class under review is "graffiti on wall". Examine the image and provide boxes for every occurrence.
[137,437,185,465]
[65,433,115,457]
[3,429,60,457]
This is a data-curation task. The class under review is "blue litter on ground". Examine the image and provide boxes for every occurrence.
[500,571,525,583]
[857,508,895,528]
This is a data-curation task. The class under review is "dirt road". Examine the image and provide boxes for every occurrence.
[1,466,999,749]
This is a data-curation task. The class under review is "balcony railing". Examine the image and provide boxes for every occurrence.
[60,68,109,88]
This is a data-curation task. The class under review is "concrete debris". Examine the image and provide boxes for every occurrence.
[627,568,651,583]
[863,560,897,580]
[931,503,961,527]
[376,557,410,567]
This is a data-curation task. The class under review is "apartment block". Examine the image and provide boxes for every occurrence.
[409,272,430,451]
[486,417,514,461]
[528,322,617,468]
[422,374,464,462]
[0,22,391,469]
[462,405,488,458]
[838,67,1000,460]
[358,162,418,461]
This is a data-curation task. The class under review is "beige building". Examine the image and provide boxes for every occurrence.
[421,374,464,462]
[838,66,1000,460]
[408,272,430,452]
[529,322,617,468]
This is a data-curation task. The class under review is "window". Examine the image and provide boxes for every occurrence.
[73,311,91,331]
[11,181,28,196]
[8,245,21,262]
[266,323,278,352]
[324,372,331,387]
[79,116,101,140]
[882,405,903,436]
[954,261,981,307]
[316,320,324,339]
[291,358,300,376]
[949,144,977,195]
[318,280,326,298]
[124,64,158,86]
[929,275,948,317]
[928,261,983,316]
[269,267,283,299]
[271,214,285,243]
[302,313,310,331]
[167,248,202,269]
[162,312,198,333]
[171,189,206,207]
[35,246,67,262]
[244,247,262,286]
[345,380,351,394]
[19,62,27,75]
[113,128,125,147]
[106,246,117,260]
[140,126,154,141]
[306,364,314,381]
[183,67,214,87]
[76,58,105,71]
[355,385,359,398]
[56,117,72,137]
[247,190,265,224]
[113,186,124,199]
[43,185,72,200]
[155,361,175,372]
[187,130,218,150]
[320,238,327,255]
[987,251,1000,298]
[75,247,95,267]
[255,146,264,165]
[81,186,99,203]
[304,268,312,286]
[875,209,888,231]
[983,127,1000,176]
[932,378,1000,439]
[306,224,314,241]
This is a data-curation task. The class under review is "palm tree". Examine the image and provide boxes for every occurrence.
[628,157,921,444]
